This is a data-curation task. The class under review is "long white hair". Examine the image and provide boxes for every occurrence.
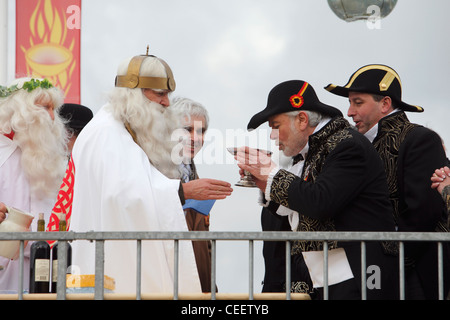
[0,78,69,199]
[106,56,182,179]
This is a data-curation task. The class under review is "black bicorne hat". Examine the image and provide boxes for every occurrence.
[324,64,423,113]
[247,80,342,130]
[59,103,94,130]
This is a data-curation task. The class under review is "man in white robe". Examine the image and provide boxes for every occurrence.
[0,78,68,292]
[69,52,202,294]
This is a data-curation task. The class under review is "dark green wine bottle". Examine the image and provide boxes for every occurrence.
[29,213,50,293]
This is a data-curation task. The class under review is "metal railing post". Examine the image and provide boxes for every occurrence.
[361,241,367,300]
[56,240,67,300]
[136,239,142,300]
[18,240,24,300]
[438,241,444,300]
[173,239,179,300]
[94,240,105,300]
[285,240,291,300]
[211,239,216,300]
[399,241,405,300]
[249,240,254,300]
[323,241,329,300]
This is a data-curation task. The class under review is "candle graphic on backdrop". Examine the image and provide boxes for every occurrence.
[16,0,81,103]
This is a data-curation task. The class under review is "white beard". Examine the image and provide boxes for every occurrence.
[109,88,182,179]
[13,109,69,200]
[132,102,182,179]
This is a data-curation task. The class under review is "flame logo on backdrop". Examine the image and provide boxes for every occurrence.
[16,0,81,103]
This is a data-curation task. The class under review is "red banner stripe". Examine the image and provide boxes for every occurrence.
[46,155,75,247]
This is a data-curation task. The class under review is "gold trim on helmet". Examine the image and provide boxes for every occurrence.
[115,47,176,91]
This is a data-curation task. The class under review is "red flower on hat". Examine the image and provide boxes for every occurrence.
[289,82,308,109]
[290,95,304,108]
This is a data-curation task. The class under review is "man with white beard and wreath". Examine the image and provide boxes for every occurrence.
[0,78,69,292]
[68,51,232,294]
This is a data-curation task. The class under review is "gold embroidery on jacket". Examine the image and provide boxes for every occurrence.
[373,111,417,225]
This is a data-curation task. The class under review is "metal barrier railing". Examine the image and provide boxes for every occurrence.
[0,231,449,300]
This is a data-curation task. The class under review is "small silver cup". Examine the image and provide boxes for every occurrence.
[227,147,272,188]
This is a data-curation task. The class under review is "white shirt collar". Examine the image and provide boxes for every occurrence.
[297,117,332,157]
[313,117,332,134]
[365,123,379,143]
[364,109,400,143]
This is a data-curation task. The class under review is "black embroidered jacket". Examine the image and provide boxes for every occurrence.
[372,111,450,299]
[268,116,398,299]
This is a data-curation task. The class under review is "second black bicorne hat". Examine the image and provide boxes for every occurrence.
[325,64,423,113]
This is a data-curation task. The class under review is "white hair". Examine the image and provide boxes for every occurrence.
[0,77,69,199]
[170,96,209,130]
[286,110,323,127]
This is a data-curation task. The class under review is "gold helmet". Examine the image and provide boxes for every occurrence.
[115,46,176,91]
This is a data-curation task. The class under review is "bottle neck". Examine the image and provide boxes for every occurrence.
[37,213,45,232]
[37,220,45,232]
[59,214,67,232]
[59,220,66,232]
